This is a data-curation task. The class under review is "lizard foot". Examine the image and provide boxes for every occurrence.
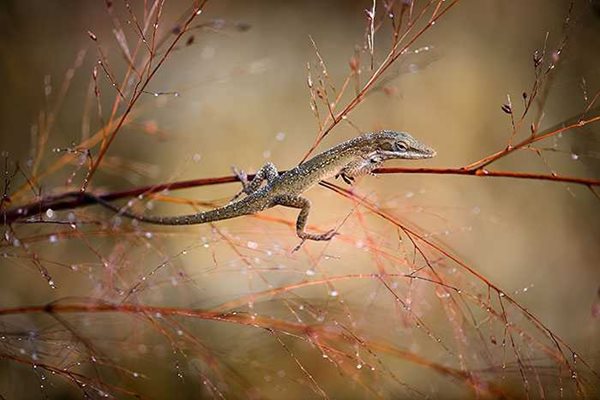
[300,229,338,241]
[293,229,339,251]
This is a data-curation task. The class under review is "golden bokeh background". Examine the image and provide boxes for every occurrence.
[0,1,599,398]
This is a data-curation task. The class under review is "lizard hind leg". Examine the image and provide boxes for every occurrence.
[230,162,279,202]
[273,195,338,246]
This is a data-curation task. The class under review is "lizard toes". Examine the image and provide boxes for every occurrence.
[231,166,247,179]
[323,229,339,240]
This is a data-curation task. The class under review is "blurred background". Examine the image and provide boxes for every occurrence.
[0,0,599,398]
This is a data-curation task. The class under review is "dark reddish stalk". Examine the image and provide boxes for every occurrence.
[376,167,600,186]
[5,163,598,225]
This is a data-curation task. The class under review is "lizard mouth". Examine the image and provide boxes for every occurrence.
[421,147,437,158]
[379,146,436,160]
[409,143,436,159]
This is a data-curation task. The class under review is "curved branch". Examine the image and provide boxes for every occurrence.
[5,107,599,224]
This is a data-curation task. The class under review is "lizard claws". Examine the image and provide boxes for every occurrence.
[231,166,248,184]
[230,166,249,202]
[322,229,339,240]
[335,173,354,185]
[292,239,307,252]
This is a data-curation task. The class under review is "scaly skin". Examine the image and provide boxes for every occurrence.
[90,130,436,243]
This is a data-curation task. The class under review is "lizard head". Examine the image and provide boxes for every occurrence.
[334,130,435,184]
[367,130,436,161]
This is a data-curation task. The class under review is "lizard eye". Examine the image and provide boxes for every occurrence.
[395,142,408,152]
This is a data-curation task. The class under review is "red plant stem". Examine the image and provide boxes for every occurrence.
[4,165,598,224]
[375,167,600,185]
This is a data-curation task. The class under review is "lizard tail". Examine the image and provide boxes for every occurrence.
[82,193,261,225]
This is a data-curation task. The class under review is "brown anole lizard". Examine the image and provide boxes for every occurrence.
[88,130,435,243]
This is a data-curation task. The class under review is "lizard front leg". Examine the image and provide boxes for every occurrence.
[336,155,382,185]
[273,195,337,244]
[231,162,279,202]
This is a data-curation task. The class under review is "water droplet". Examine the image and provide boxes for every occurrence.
[45,208,55,219]
[49,235,58,244]
[356,363,362,369]
[192,153,201,162]
[247,241,258,249]
[571,153,579,160]
[275,132,286,141]
[329,290,339,297]
[305,269,316,276]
